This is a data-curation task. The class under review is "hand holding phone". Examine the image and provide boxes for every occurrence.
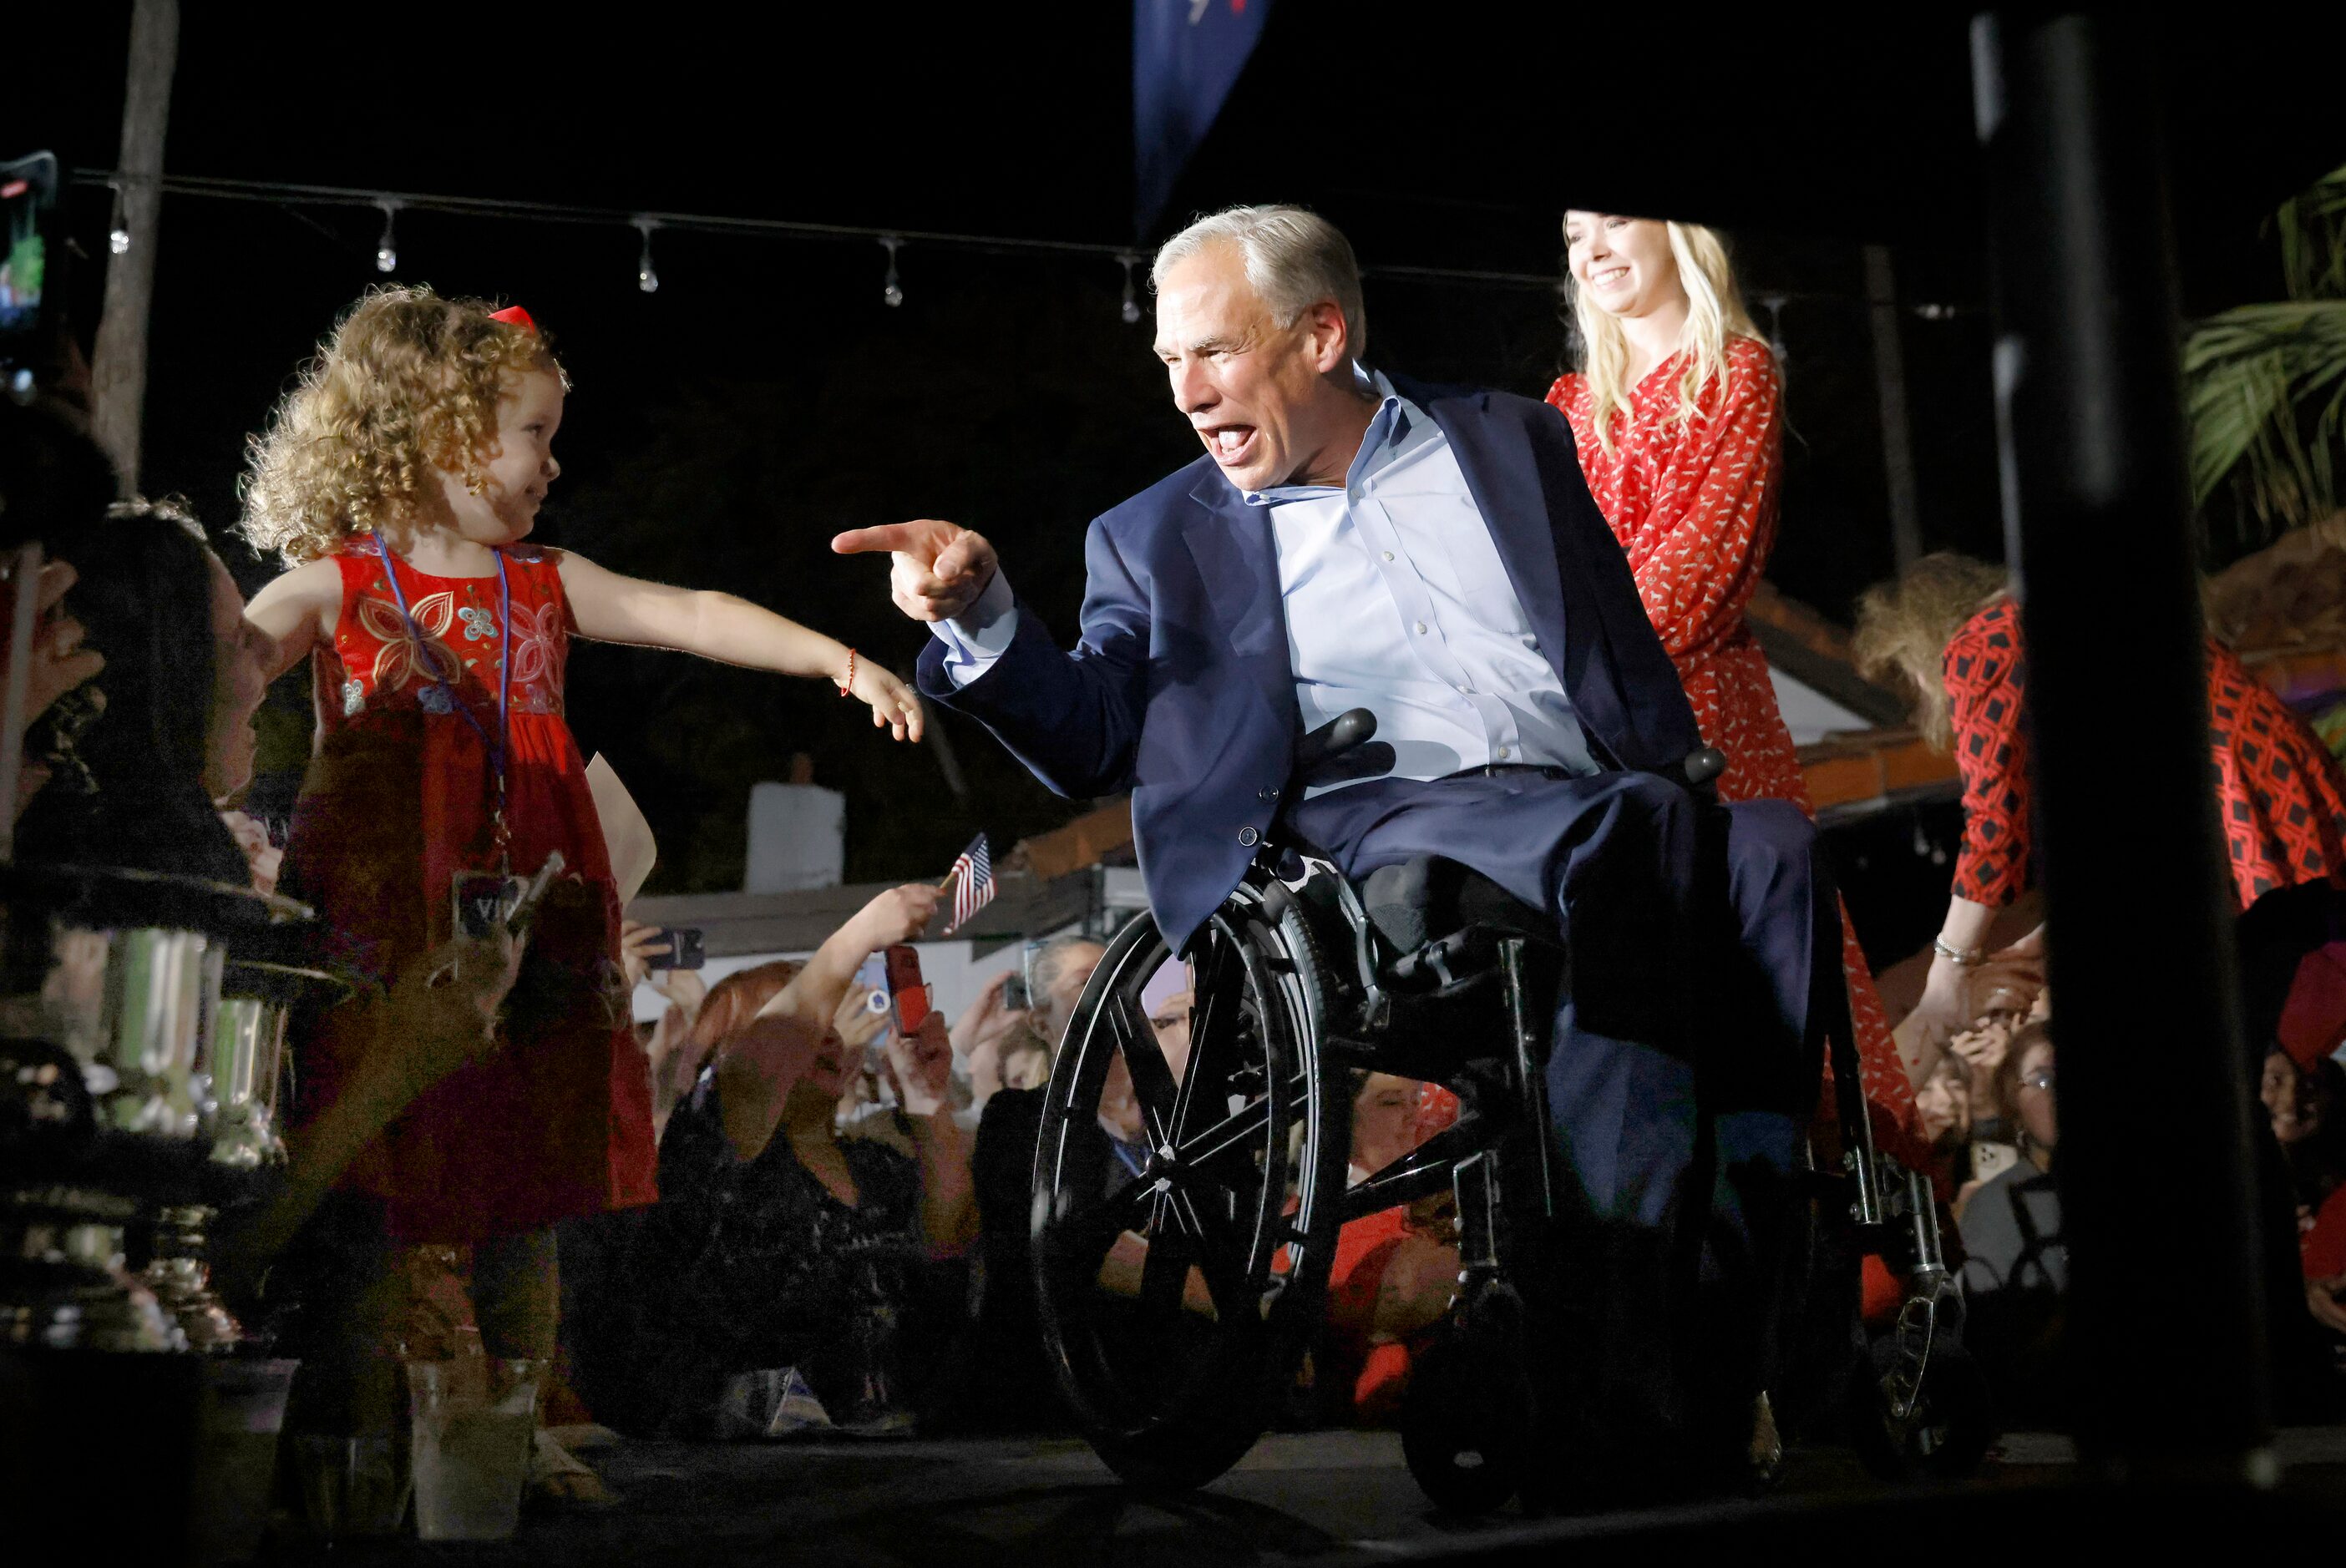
[882,1009,955,1116]
[884,944,930,1034]
[646,927,705,971]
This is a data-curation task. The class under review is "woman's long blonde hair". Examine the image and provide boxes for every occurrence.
[1567,220,1764,457]
[238,285,566,564]
[1851,552,2014,750]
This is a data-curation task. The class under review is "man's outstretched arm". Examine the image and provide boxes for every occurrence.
[834,519,1148,799]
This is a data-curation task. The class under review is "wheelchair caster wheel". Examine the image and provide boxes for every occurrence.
[1846,1332,1994,1479]
[1401,1284,1534,1515]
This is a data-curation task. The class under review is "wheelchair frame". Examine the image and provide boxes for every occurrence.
[1029,762,1986,1502]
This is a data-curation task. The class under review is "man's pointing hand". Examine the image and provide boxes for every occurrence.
[832,520,1000,623]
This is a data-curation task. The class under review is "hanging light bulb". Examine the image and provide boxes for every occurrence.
[635,219,660,294]
[1118,253,1142,326]
[107,183,129,255]
[880,236,904,308]
[374,200,399,275]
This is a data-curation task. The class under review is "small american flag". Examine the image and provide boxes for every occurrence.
[940,832,996,934]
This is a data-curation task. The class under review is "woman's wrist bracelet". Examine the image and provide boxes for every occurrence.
[1933,935,1988,967]
[837,647,857,696]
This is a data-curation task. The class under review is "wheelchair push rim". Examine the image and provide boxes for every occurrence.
[1030,889,1349,1490]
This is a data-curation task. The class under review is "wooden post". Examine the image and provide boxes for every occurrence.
[89,0,180,492]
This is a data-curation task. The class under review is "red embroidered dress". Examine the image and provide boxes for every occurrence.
[281,542,656,1242]
[1548,338,1916,1136]
[1947,598,2346,910]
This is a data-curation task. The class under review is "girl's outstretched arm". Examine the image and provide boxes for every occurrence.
[556,549,921,741]
[243,559,344,683]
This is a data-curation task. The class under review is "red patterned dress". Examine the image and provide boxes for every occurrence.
[1548,337,1917,1141]
[1947,598,2346,910]
[281,541,656,1242]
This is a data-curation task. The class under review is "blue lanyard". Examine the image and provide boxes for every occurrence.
[371,532,513,856]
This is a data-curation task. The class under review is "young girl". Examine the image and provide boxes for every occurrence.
[241,286,920,1378]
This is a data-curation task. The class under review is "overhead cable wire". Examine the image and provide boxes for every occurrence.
[68,169,1979,312]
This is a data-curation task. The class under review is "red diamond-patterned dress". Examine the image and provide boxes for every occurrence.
[1947,597,2346,910]
[281,542,657,1242]
[1548,337,1918,1145]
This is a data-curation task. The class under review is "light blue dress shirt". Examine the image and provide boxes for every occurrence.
[932,369,1597,795]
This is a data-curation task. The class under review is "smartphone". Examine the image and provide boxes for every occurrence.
[853,953,892,1017]
[646,927,705,971]
[883,944,930,1034]
[1018,938,1047,1020]
[1001,971,1031,1011]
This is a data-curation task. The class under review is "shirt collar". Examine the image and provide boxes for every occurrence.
[1240,366,1410,508]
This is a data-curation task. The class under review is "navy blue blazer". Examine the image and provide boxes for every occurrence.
[916,376,1703,953]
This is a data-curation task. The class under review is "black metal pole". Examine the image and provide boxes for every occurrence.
[1971,13,2272,1479]
[1863,244,1926,572]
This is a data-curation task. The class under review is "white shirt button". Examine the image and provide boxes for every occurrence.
[1520,634,1538,649]
[1382,551,1395,563]
[1496,746,1512,761]
[1414,621,1427,635]
[1457,684,1472,695]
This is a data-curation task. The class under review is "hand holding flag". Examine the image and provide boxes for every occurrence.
[938,832,996,935]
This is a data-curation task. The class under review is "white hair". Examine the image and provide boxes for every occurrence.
[1032,933,1106,1004]
[1151,204,1368,362]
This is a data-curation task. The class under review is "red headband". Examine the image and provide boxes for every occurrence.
[489,305,537,332]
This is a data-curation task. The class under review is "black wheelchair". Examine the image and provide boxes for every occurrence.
[1027,712,1991,1508]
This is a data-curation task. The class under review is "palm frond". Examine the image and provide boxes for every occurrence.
[2185,164,2346,550]
[2186,300,2346,530]
[2278,162,2346,303]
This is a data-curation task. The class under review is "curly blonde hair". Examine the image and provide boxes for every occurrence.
[238,286,567,564]
[1852,552,2013,750]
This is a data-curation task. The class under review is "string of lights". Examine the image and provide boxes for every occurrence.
[71,168,1979,321]
[70,167,1579,308]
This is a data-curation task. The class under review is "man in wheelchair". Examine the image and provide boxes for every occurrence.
[836,205,1842,1502]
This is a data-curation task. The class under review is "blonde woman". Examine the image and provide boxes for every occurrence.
[1547,213,1919,1151]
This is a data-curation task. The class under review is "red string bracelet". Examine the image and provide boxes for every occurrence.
[838,648,857,696]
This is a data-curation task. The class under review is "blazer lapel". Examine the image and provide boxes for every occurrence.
[1182,471,1296,724]
[1415,386,1572,687]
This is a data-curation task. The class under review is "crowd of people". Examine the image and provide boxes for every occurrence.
[4,190,2346,1515]
[1854,548,2346,1418]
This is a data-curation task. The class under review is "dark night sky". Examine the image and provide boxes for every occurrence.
[10,5,2343,891]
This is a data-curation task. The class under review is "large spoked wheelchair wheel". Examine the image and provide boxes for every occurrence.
[1031,883,1350,1491]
